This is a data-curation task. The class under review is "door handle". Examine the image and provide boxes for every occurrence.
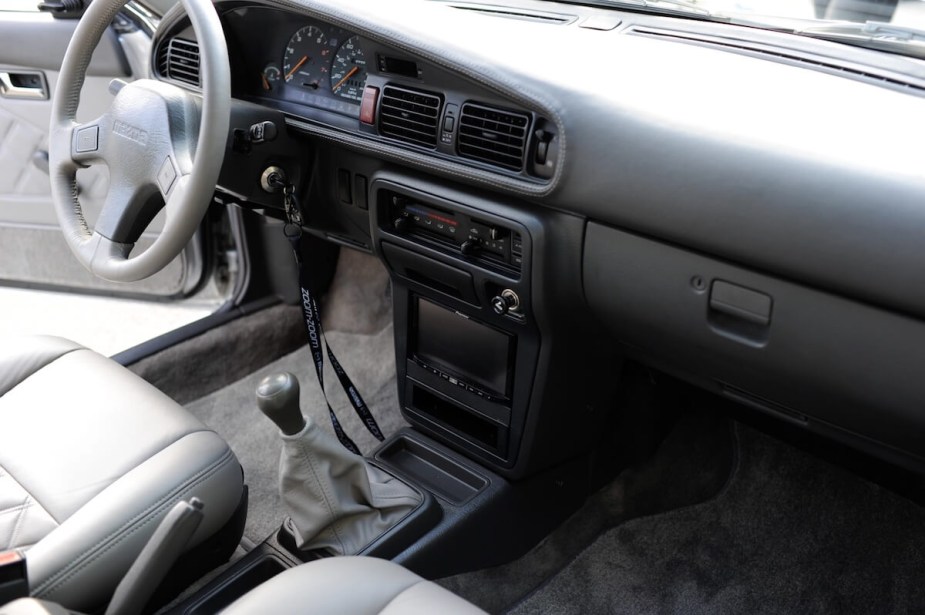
[0,71,48,100]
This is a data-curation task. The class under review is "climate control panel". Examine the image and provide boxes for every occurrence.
[385,191,523,274]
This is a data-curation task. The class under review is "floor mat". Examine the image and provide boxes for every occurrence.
[130,303,305,405]
[508,423,925,614]
[439,406,734,612]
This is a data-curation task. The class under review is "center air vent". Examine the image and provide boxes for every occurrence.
[157,38,200,87]
[458,103,530,171]
[378,86,442,148]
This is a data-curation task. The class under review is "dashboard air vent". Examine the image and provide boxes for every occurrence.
[457,103,530,171]
[378,86,442,148]
[157,38,200,87]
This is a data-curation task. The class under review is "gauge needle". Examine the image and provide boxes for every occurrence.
[332,66,360,92]
[285,56,308,81]
[261,74,270,90]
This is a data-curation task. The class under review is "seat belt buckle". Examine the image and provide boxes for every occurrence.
[0,550,29,604]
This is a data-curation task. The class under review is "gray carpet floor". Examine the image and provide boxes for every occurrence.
[439,406,734,612]
[507,422,925,614]
[130,303,306,405]
[182,248,407,545]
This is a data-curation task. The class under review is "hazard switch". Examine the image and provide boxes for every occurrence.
[360,86,379,125]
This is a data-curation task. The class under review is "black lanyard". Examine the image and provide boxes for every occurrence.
[282,184,384,455]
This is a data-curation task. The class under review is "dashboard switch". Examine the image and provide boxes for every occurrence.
[354,174,368,210]
[441,103,459,145]
[360,86,379,124]
[337,169,352,204]
[249,121,277,144]
[535,129,553,165]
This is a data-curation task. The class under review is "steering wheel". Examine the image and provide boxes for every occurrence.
[49,0,229,282]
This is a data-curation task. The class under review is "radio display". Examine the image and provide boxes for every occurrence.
[412,298,513,397]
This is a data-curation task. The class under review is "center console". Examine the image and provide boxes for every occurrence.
[374,179,539,469]
[370,174,618,478]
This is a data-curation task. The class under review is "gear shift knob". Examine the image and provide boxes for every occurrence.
[256,372,306,436]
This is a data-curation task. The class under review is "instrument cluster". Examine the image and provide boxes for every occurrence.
[224,8,368,118]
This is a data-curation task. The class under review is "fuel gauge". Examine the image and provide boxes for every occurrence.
[261,65,281,91]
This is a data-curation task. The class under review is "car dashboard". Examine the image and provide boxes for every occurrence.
[151,0,925,479]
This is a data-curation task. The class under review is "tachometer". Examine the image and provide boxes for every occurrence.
[330,36,367,103]
[282,25,330,89]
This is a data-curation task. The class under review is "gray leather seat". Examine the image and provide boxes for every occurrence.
[0,335,244,612]
[223,556,486,614]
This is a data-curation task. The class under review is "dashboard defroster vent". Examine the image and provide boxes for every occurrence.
[458,103,530,171]
[157,38,200,87]
[628,26,925,96]
[446,3,576,24]
[378,85,443,148]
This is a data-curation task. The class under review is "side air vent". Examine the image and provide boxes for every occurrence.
[157,38,200,87]
[378,86,442,148]
[457,103,530,171]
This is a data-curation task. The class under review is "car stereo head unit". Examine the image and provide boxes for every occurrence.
[411,297,515,400]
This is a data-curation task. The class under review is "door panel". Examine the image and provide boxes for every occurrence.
[0,9,205,298]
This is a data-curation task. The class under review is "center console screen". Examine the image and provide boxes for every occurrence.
[412,297,513,398]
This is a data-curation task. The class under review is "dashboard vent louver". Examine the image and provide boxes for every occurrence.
[457,103,530,171]
[157,38,200,87]
[378,86,442,148]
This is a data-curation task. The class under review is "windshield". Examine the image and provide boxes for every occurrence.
[134,0,924,26]
[690,0,925,24]
[133,0,925,58]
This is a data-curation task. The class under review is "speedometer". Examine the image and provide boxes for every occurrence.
[282,25,330,90]
[330,36,367,103]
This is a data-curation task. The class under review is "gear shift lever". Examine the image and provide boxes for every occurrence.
[256,372,421,556]
[256,372,305,436]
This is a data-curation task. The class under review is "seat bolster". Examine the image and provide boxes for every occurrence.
[0,598,69,615]
[0,465,58,551]
[0,348,209,523]
[380,579,485,615]
[223,557,486,614]
[26,431,243,613]
[0,336,82,397]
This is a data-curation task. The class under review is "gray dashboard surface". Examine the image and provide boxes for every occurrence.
[252,0,925,318]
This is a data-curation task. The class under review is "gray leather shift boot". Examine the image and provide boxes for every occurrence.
[279,416,421,555]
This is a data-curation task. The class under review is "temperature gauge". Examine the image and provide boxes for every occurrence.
[261,65,280,91]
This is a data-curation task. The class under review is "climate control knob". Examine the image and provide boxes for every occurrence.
[460,239,480,256]
[394,216,412,233]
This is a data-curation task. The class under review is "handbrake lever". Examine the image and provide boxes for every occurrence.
[104,499,204,615]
